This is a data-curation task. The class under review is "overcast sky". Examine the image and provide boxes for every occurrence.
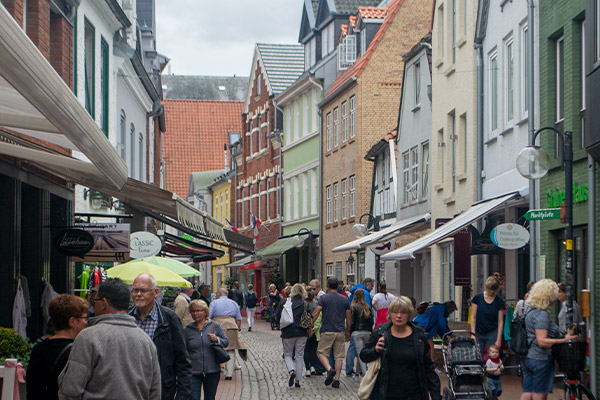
[155,0,303,77]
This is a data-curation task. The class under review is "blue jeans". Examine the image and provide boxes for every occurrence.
[345,337,356,375]
[191,372,220,400]
[476,329,498,358]
[487,377,502,397]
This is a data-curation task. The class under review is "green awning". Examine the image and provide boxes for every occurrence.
[255,237,301,260]
[228,255,254,267]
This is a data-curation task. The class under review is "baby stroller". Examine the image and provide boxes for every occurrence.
[441,331,491,400]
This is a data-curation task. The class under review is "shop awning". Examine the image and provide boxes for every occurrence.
[331,213,431,252]
[0,141,226,242]
[162,233,225,261]
[0,5,127,189]
[228,255,254,267]
[381,192,520,260]
[241,261,268,271]
[255,237,301,260]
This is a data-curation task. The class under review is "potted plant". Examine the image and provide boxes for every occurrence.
[0,327,31,367]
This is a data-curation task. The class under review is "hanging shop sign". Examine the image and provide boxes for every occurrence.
[435,218,471,286]
[130,231,162,259]
[546,183,588,208]
[368,241,394,256]
[490,223,529,250]
[470,224,501,255]
[53,229,95,256]
[73,223,130,262]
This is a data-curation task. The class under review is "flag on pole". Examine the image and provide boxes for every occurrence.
[250,212,262,239]
[225,218,239,233]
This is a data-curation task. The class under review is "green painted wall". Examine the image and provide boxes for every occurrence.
[284,137,320,171]
[539,0,600,390]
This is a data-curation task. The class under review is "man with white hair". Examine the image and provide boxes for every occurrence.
[209,287,247,380]
[129,274,192,400]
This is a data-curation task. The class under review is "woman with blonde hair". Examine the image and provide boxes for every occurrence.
[360,296,440,400]
[275,283,310,388]
[521,279,577,400]
[470,274,505,357]
[349,289,373,380]
[183,300,228,400]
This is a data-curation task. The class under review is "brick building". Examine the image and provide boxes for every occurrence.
[319,0,433,286]
[232,43,303,291]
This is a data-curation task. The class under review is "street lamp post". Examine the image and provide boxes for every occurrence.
[352,213,381,283]
[516,127,574,327]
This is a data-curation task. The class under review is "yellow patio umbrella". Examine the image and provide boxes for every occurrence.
[106,261,191,287]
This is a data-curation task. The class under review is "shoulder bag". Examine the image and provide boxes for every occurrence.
[357,357,381,400]
[299,301,313,329]
[211,321,231,364]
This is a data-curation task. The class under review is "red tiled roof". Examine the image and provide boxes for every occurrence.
[349,15,358,28]
[324,0,403,99]
[162,100,243,197]
[357,6,387,19]
[340,24,349,38]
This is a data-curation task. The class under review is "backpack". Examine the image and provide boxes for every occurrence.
[280,298,294,329]
[510,308,531,356]
[246,292,257,308]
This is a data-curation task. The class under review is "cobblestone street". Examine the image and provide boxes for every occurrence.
[238,319,360,400]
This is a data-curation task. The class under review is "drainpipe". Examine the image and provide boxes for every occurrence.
[526,0,537,280]
[273,100,284,237]
[474,41,485,293]
[588,156,597,395]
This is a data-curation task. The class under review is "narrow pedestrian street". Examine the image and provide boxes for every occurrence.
[215,319,568,400]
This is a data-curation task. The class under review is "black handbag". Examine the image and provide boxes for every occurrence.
[211,321,231,364]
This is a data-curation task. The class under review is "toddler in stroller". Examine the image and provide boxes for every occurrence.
[441,331,491,400]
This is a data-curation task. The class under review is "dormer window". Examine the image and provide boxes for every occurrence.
[304,38,316,69]
[321,23,335,56]
[360,28,367,55]
[338,35,357,70]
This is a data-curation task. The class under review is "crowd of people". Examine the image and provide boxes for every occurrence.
[24,272,584,400]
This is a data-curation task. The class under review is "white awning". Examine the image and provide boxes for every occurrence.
[0,4,127,189]
[0,141,225,241]
[381,192,520,260]
[332,213,431,252]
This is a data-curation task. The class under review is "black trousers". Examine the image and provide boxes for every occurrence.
[191,372,220,400]
[304,334,326,373]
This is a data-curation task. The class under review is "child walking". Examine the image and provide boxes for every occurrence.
[485,345,504,400]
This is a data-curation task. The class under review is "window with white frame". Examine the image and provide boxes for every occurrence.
[414,61,421,105]
[450,113,456,193]
[489,51,499,132]
[460,114,467,173]
[241,190,246,226]
[258,114,263,150]
[342,102,347,142]
[322,23,335,56]
[326,263,333,277]
[402,151,410,204]
[293,176,299,219]
[361,29,367,55]
[257,74,261,96]
[335,261,342,280]
[266,179,270,220]
[411,146,419,202]
[438,129,445,183]
[451,0,456,63]
[138,132,144,181]
[440,243,454,301]
[556,35,564,123]
[333,182,339,222]
[505,38,515,122]
[421,141,429,198]
[225,191,229,220]
[215,194,220,222]
[129,123,135,178]
[258,182,263,221]
[294,101,299,142]
[285,180,292,221]
[326,112,332,151]
[326,185,332,224]
[119,110,126,160]
[305,40,312,70]
[350,96,356,138]
[311,169,318,215]
[333,107,339,147]
[438,5,444,58]
[304,92,309,135]
[349,175,356,217]
[347,259,355,275]
[341,179,347,220]
[249,185,253,217]
[521,24,529,114]
[346,35,357,62]
[302,173,308,217]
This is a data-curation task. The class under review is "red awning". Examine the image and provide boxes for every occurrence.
[240,260,267,271]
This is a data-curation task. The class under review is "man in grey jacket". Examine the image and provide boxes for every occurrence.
[58,278,161,400]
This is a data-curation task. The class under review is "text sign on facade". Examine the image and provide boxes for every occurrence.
[130,231,162,259]
[523,208,561,220]
[490,223,530,250]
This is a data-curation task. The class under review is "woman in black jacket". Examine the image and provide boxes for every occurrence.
[360,296,441,400]
[351,288,373,379]
[275,283,309,388]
